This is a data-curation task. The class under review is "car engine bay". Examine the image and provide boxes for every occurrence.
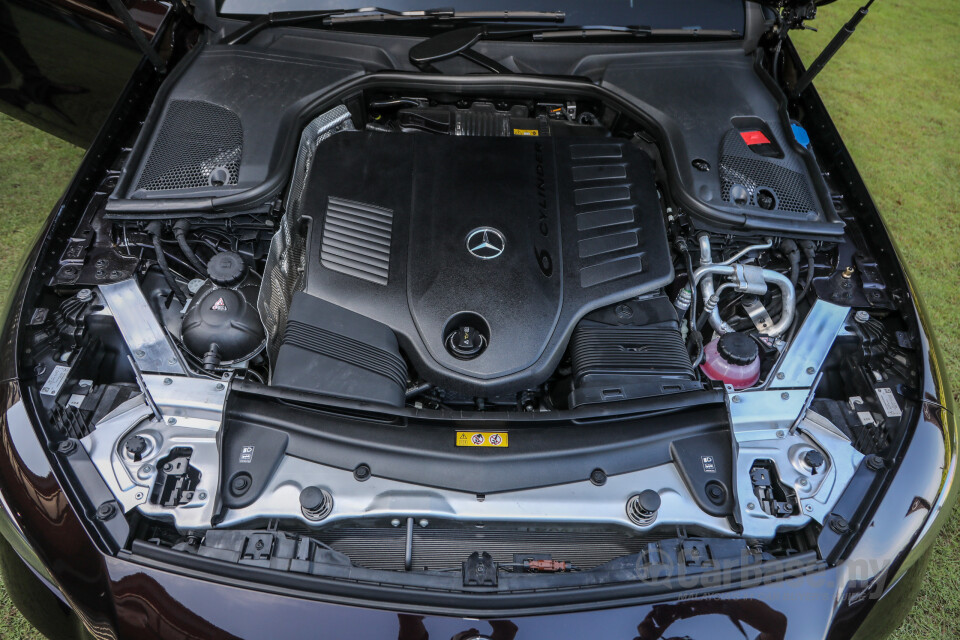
[15,28,922,595]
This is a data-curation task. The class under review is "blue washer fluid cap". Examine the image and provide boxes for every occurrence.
[791,122,811,148]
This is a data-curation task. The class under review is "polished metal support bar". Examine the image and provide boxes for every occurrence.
[99,279,186,376]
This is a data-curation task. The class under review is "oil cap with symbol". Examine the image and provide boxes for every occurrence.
[446,324,486,359]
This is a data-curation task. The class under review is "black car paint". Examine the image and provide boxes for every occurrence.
[0,0,172,148]
[0,3,956,639]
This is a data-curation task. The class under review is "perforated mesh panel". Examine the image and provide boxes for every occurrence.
[136,100,243,191]
[719,129,817,215]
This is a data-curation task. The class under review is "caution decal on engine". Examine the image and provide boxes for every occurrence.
[456,431,509,447]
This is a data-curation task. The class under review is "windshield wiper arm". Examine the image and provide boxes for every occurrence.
[531,26,740,41]
[223,7,565,45]
[324,7,566,25]
[223,10,341,45]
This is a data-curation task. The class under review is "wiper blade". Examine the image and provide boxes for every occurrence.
[223,7,565,45]
[324,7,566,26]
[531,26,740,41]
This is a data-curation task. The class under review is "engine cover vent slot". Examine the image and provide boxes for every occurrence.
[136,100,243,191]
[320,197,394,286]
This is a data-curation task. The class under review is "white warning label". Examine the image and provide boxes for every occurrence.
[40,365,71,396]
[875,387,902,418]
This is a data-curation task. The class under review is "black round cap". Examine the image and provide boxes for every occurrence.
[717,332,759,366]
[803,449,826,470]
[637,489,662,514]
[299,486,327,511]
[448,325,485,359]
[124,435,148,456]
[206,251,247,287]
[229,472,252,496]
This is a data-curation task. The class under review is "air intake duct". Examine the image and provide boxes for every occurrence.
[272,293,407,407]
[561,295,701,408]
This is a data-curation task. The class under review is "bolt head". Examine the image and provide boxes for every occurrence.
[806,367,816,375]
[353,464,371,481]
[829,516,852,535]
[781,392,790,400]
[167,417,177,425]
[163,378,173,385]
[96,502,117,521]
[776,430,786,439]
[590,468,607,486]
[391,519,401,527]
[134,350,146,358]
[56,439,77,455]
[776,372,785,380]
[731,395,741,403]
[197,491,207,501]
[135,492,144,500]
[215,382,225,391]
[747,502,756,511]
[865,454,886,471]
[418,519,429,528]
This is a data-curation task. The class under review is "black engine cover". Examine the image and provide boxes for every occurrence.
[298,131,672,395]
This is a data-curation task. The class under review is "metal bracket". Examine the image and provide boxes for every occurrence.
[99,279,187,376]
[81,375,228,532]
[768,301,850,389]
[728,300,860,538]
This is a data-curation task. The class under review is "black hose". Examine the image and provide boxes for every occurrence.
[173,219,208,275]
[799,241,817,297]
[679,240,704,367]
[368,98,422,110]
[780,239,801,287]
[146,222,186,305]
[405,382,433,400]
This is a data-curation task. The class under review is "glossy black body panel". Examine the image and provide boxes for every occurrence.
[0,0,171,147]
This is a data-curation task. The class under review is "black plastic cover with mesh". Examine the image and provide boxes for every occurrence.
[718,128,819,217]
[135,100,243,192]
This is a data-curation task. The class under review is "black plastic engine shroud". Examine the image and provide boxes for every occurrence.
[298,131,672,395]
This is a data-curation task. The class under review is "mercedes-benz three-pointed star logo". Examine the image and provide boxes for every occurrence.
[466,227,506,260]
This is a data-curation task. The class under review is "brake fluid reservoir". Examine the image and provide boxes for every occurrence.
[701,332,760,389]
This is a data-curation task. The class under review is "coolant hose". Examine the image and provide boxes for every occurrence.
[173,219,208,276]
[146,222,186,306]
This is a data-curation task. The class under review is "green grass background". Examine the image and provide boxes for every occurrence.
[0,1,957,637]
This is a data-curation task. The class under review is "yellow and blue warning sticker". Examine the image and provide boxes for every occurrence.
[456,431,509,447]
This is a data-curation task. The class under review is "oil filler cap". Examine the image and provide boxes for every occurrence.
[206,251,247,287]
[446,325,486,359]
